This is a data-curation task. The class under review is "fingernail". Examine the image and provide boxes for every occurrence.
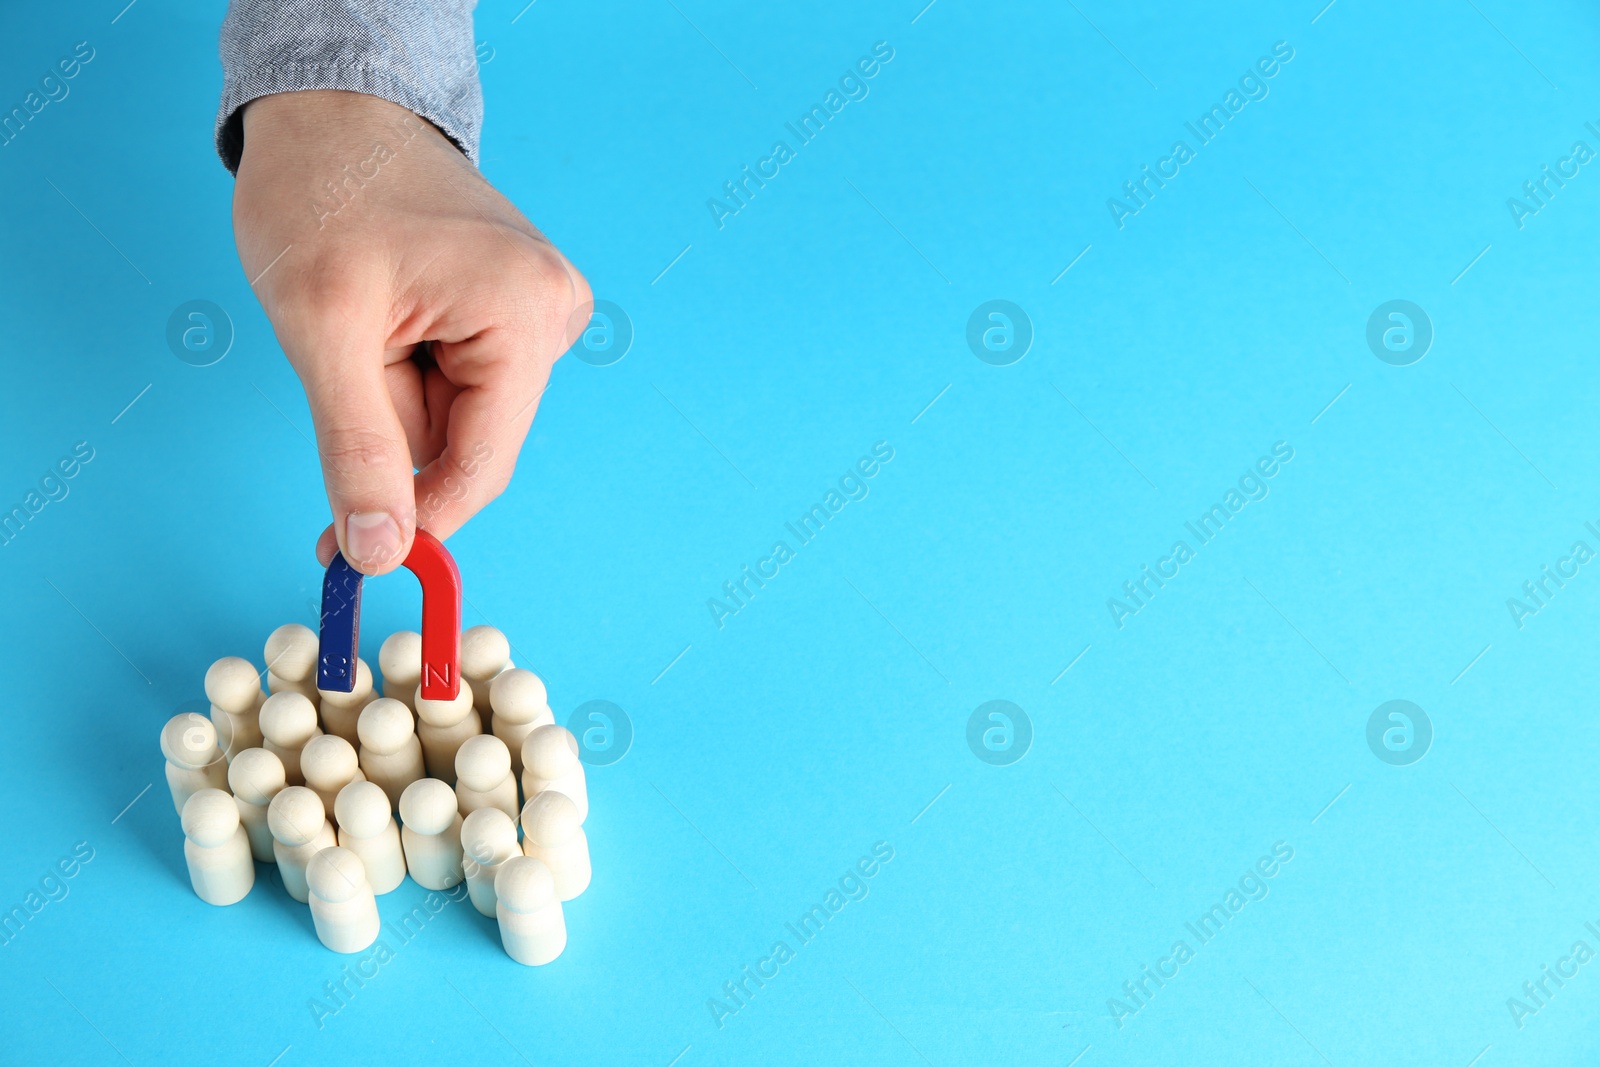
[345,511,402,571]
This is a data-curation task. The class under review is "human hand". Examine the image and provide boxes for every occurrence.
[231,89,589,575]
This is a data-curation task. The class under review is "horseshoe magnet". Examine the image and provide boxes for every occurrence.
[317,530,462,700]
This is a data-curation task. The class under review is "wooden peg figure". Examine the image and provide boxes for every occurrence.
[356,698,426,806]
[494,856,566,966]
[454,734,518,822]
[182,788,255,906]
[259,692,322,786]
[398,778,464,890]
[521,790,591,901]
[520,724,587,823]
[460,807,521,918]
[333,780,407,895]
[267,785,337,903]
[161,712,228,815]
[307,846,381,953]
[228,747,287,862]
[489,669,553,776]
[415,681,480,786]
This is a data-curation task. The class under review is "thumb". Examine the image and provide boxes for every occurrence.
[293,342,417,576]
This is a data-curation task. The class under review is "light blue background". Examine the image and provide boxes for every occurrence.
[2,0,1598,1064]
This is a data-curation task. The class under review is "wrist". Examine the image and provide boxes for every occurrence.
[242,90,440,155]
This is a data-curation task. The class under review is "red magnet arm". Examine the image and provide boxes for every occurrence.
[405,530,462,700]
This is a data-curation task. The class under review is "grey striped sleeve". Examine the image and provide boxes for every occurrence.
[215,0,482,173]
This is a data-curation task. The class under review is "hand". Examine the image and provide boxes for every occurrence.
[231,90,590,575]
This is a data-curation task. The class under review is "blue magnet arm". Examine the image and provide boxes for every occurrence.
[317,553,364,693]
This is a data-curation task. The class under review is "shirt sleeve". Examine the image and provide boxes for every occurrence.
[215,0,483,174]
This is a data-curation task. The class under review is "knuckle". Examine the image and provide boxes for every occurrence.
[484,460,514,497]
[498,243,580,340]
[569,263,593,311]
[272,259,375,340]
[467,450,513,500]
